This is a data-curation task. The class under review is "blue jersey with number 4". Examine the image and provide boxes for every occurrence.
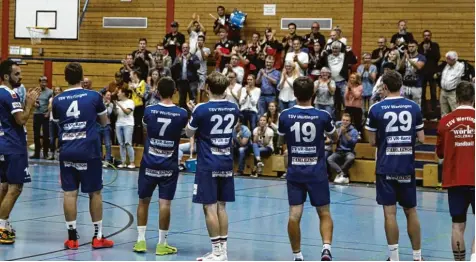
[142,103,188,173]
[0,86,26,155]
[365,97,423,177]
[52,87,107,161]
[188,100,240,174]
[278,106,336,183]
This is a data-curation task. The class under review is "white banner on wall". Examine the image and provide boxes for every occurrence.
[263,4,276,16]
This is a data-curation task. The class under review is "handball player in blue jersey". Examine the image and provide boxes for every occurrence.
[133,77,188,254]
[0,59,40,244]
[185,71,240,261]
[52,63,114,250]
[365,70,425,261]
[277,77,338,261]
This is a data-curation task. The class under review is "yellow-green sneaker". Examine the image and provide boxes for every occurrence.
[156,243,178,255]
[133,240,147,253]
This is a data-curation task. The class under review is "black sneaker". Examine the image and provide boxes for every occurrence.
[321,248,332,261]
[294,258,303,261]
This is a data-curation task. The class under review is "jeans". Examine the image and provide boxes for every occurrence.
[242,110,258,133]
[258,95,276,117]
[334,80,347,119]
[252,143,273,163]
[327,151,355,177]
[33,114,50,157]
[116,125,134,164]
[279,100,296,111]
[402,86,422,107]
[99,124,112,162]
[234,144,250,172]
[316,104,335,120]
[178,142,196,163]
[49,120,59,154]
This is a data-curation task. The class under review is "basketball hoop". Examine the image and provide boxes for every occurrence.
[26,27,49,45]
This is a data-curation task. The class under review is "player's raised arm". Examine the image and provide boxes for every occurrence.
[14,87,40,126]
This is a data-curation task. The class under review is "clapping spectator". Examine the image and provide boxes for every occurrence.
[251,116,274,177]
[344,73,363,133]
[277,61,299,110]
[263,101,280,154]
[225,71,242,105]
[163,21,186,61]
[144,69,161,106]
[129,70,146,145]
[256,56,280,116]
[222,54,244,84]
[31,76,53,159]
[282,23,302,54]
[357,53,377,113]
[401,40,426,106]
[214,28,234,72]
[114,88,135,168]
[153,44,173,68]
[261,28,283,69]
[239,74,261,131]
[371,37,391,77]
[418,30,440,118]
[120,54,134,83]
[284,37,309,76]
[187,13,206,54]
[390,20,415,56]
[313,67,336,118]
[47,86,62,160]
[171,43,201,110]
[303,22,326,50]
[132,38,155,81]
[190,35,210,91]
[232,116,252,176]
[308,41,326,80]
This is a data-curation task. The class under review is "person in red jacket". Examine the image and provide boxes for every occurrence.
[436,80,475,261]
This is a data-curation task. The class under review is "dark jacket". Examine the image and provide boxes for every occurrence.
[171,54,201,83]
[418,41,441,76]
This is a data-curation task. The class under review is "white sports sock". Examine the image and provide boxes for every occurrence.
[388,244,399,261]
[66,220,77,230]
[412,249,421,261]
[220,235,228,251]
[323,243,331,252]
[93,220,102,239]
[471,253,475,261]
[137,226,146,242]
[0,219,6,229]
[159,230,168,244]
[293,251,304,260]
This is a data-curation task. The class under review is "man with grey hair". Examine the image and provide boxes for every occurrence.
[438,51,465,116]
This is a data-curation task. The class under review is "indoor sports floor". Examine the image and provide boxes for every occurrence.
[0,161,473,261]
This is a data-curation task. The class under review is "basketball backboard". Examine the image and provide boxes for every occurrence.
[15,0,80,40]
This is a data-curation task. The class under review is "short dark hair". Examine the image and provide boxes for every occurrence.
[0,59,17,81]
[118,87,132,98]
[293,77,314,102]
[217,5,225,11]
[292,36,302,43]
[198,35,206,41]
[139,38,147,43]
[64,62,83,86]
[206,71,229,96]
[288,23,297,29]
[456,81,475,104]
[383,62,396,70]
[423,29,431,35]
[342,112,352,121]
[408,40,418,46]
[158,77,176,99]
[381,71,402,93]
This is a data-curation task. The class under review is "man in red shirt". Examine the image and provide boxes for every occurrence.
[436,81,475,261]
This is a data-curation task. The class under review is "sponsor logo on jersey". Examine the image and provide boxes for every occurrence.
[211,137,230,146]
[145,168,173,178]
[386,174,411,183]
[211,147,231,156]
[0,130,4,137]
[292,157,318,165]
[386,136,412,144]
[211,170,233,178]
[0,155,4,161]
[148,147,174,157]
[62,132,87,141]
[291,146,317,154]
[12,102,22,109]
[63,121,87,131]
[63,161,88,170]
[455,141,475,147]
[150,138,174,148]
[451,124,475,139]
[385,146,412,155]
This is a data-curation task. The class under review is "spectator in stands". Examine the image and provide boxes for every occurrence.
[114,88,135,169]
[371,36,391,77]
[214,28,234,72]
[418,30,440,119]
[401,40,426,106]
[246,32,262,76]
[153,44,172,68]
[344,73,363,133]
[235,40,251,82]
[357,53,377,113]
[282,23,301,54]
[47,86,62,160]
[308,41,326,80]
[31,76,53,159]
[303,22,326,50]
[325,41,357,118]
[251,116,274,177]
[261,28,283,69]
[225,71,242,105]
[178,136,196,171]
[263,101,280,154]
[222,54,244,84]
[163,21,185,62]
[284,37,309,76]
[372,62,396,103]
[314,67,336,118]
[390,20,415,55]
[187,13,206,54]
[256,55,280,116]
[239,74,261,132]
[324,30,346,54]
[144,69,161,106]
[327,113,359,184]
[213,6,241,43]
[82,77,92,90]
[190,35,210,91]
[277,61,299,110]
[151,55,172,79]
[120,54,134,83]
[232,116,252,176]
[437,51,467,116]
[104,72,128,102]
[380,49,402,75]
[100,91,114,166]
[129,70,146,145]
[132,38,155,81]
[332,26,348,46]
[171,43,201,110]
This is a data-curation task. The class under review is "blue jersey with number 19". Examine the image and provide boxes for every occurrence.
[142,103,188,172]
[52,87,107,161]
[278,106,336,183]
[187,100,239,173]
[365,96,423,177]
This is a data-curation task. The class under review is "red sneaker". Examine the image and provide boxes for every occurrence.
[64,239,79,250]
[92,236,114,249]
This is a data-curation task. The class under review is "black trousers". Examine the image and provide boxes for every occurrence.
[421,76,438,114]
[177,80,198,112]
[33,114,50,157]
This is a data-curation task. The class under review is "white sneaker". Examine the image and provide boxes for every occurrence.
[117,164,125,168]
[127,164,136,169]
[341,176,350,184]
[334,174,343,183]
[196,252,226,261]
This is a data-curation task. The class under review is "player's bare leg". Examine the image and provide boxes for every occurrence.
[89,190,113,249]
[156,199,177,255]
[0,183,8,206]
[0,184,22,244]
[63,190,79,249]
[288,204,304,261]
[403,207,421,260]
[133,197,150,252]
[451,222,466,260]
[282,150,288,179]
[383,205,400,261]
[217,201,229,257]
[317,205,333,260]
[197,203,224,261]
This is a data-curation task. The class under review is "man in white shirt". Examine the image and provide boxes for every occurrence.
[285,38,309,76]
[191,35,210,91]
[439,51,465,116]
[222,54,244,84]
[187,13,206,54]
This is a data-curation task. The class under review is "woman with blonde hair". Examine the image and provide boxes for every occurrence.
[239,74,261,132]
[381,49,402,74]
[278,61,299,110]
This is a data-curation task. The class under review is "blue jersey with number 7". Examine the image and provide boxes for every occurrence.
[52,87,106,161]
[365,96,423,177]
[187,100,240,172]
